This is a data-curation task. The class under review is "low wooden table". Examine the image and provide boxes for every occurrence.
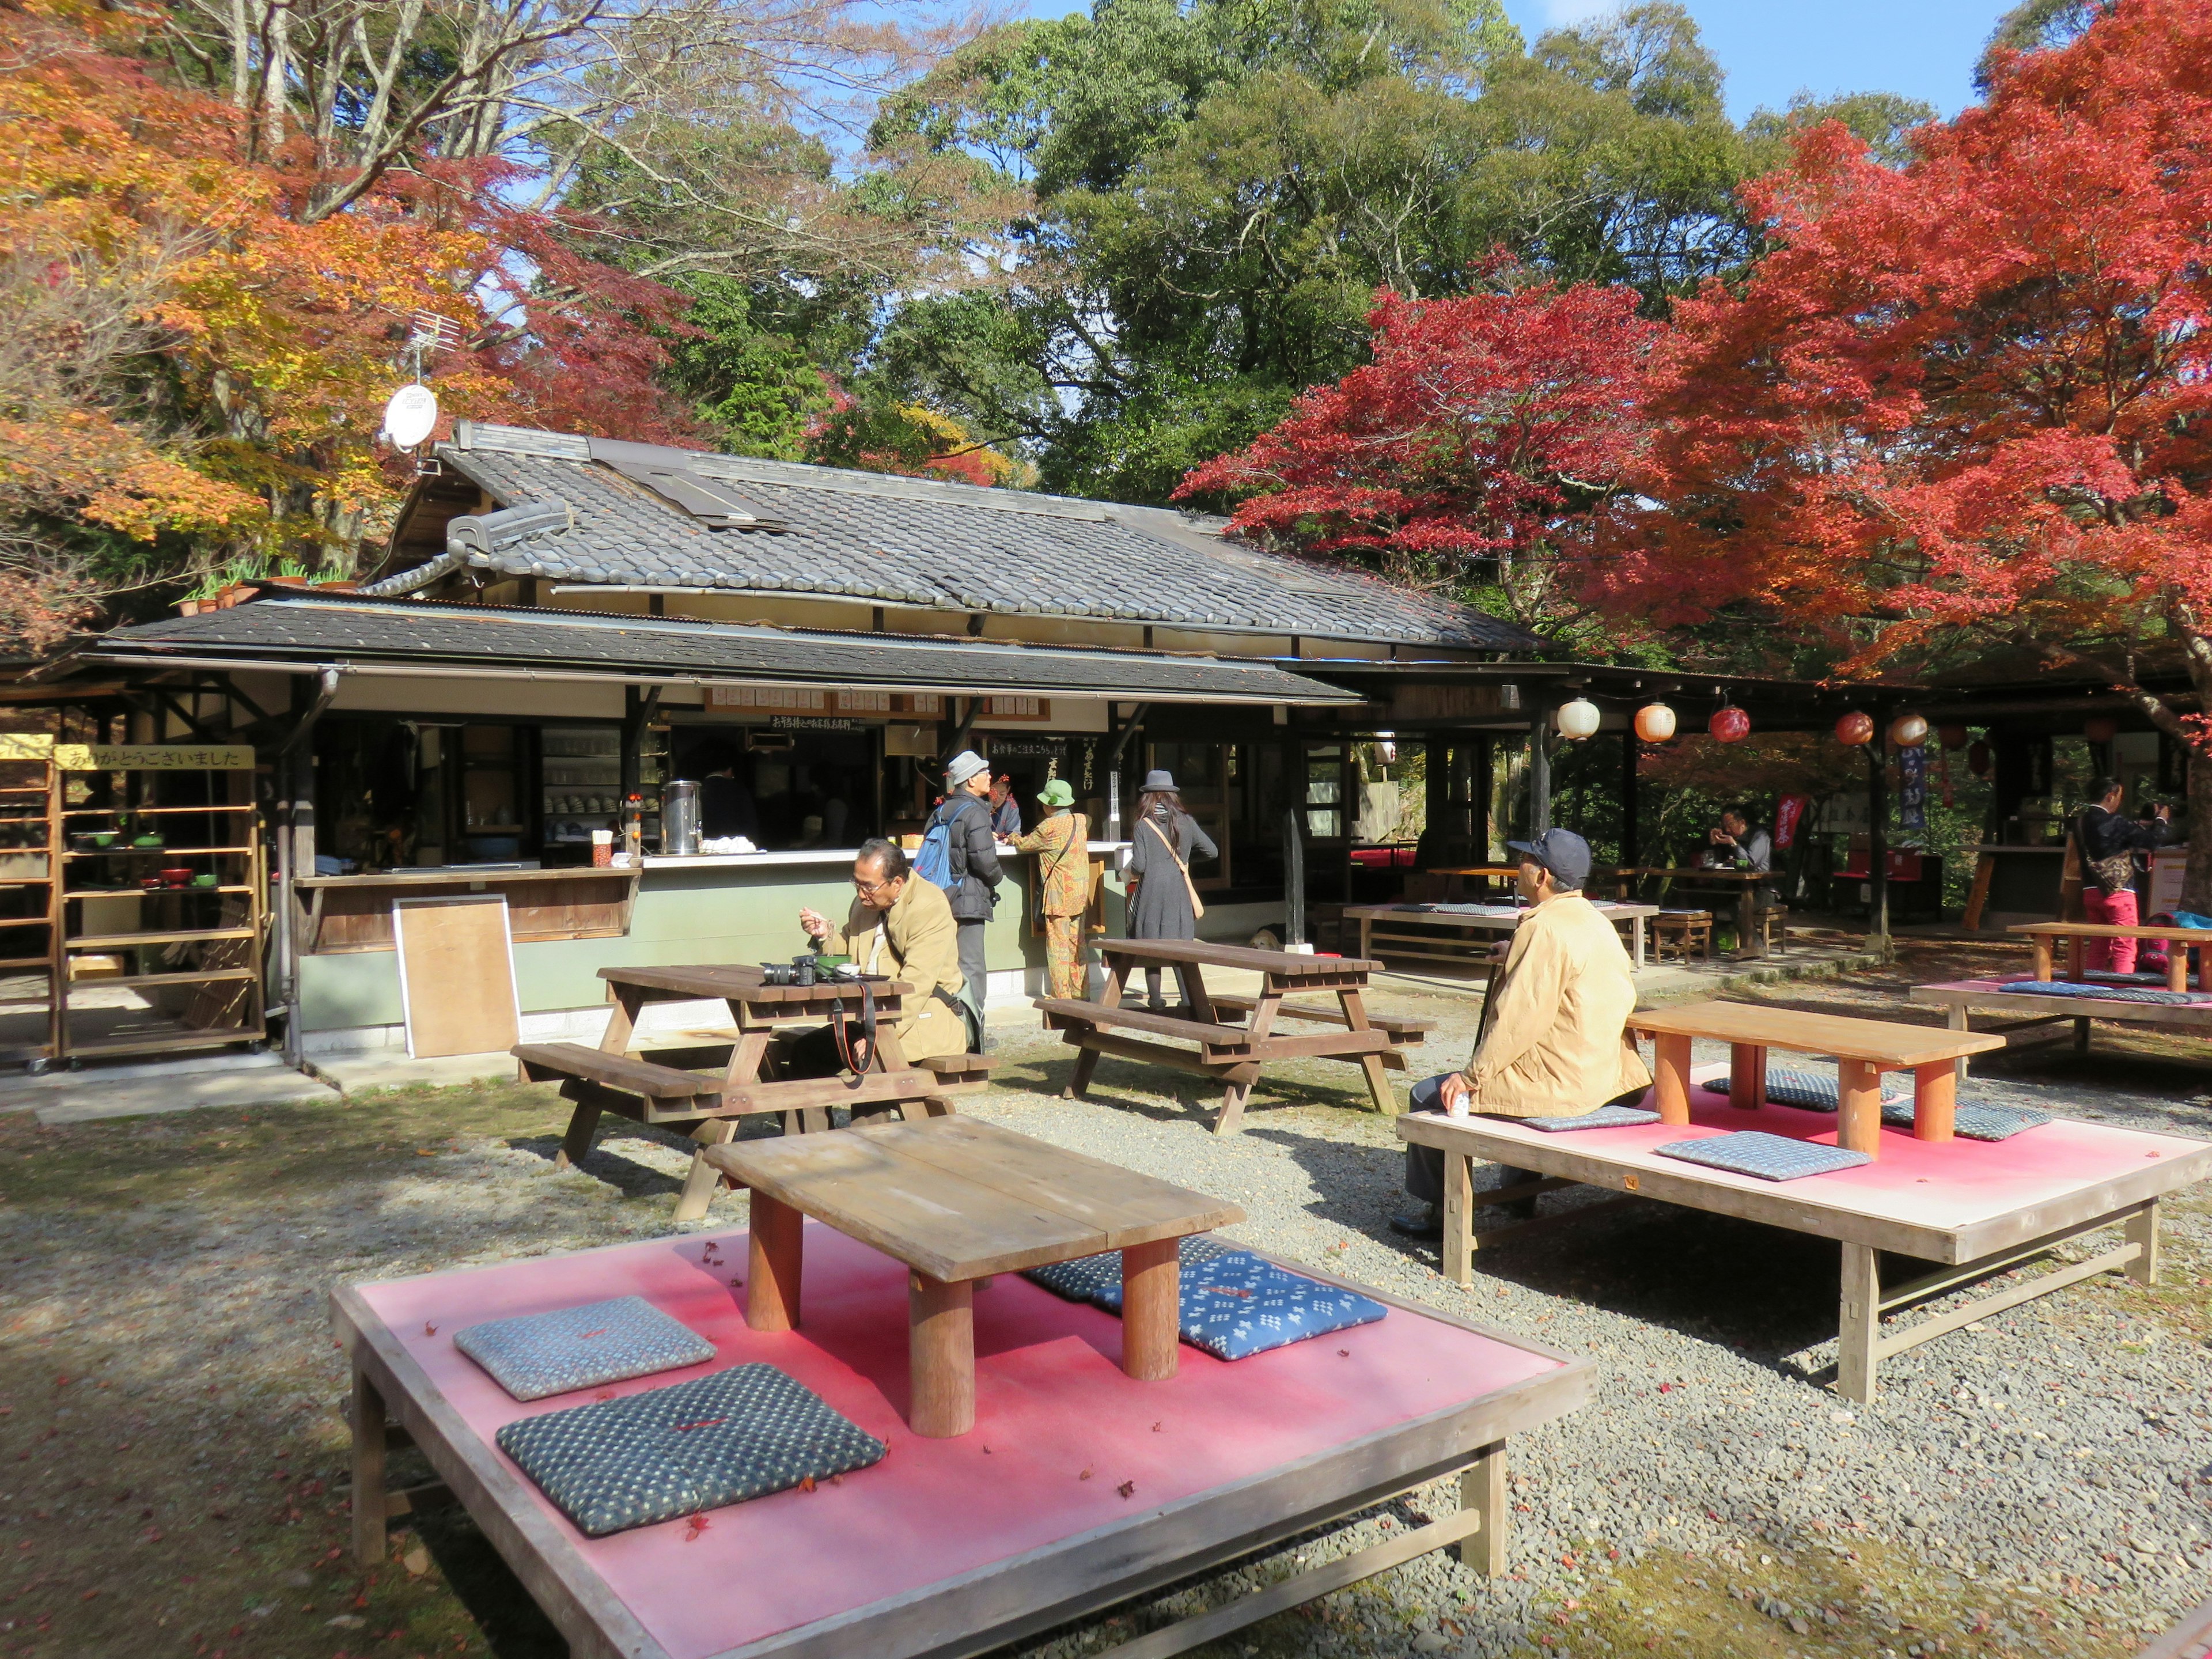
[2010,921,2210,993]
[1039,938,1426,1132]
[1399,1087,2211,1402]
[335,1229,1586,1658]
[1344,900,1658,971]
[517,964,988,1224]
[1627,1001,2002,1156]
[704,1116,1243,1437]
[1611,868,1774,957]
[1914,978,2212,1059]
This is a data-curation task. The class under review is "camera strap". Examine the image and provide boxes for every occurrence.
[830,982,878,1081]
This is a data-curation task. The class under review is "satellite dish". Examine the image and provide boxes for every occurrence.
[382,382,440,450]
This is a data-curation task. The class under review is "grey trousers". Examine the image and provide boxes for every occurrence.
[954,919,988,1017]
[1402,1072,1644,1205]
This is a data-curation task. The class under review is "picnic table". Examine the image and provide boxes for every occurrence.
[1627,1001,2002,1156]
[703,1116,1243,1437]
[2010,921,2211,993]
[1344,900,1660,971]
[1608,866,1773,957]
[514,964,993,1223]
[1037,938,1430,1133]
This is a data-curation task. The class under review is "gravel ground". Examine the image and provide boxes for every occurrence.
[2,936,2209,1658]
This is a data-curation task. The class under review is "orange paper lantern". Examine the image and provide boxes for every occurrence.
[1633,703,1676,743]
[2084,715,2120,745]
[1889,713,1929,748]
[1835,711,1874,746]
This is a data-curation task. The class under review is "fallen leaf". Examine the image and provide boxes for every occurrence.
[684,1514,710,1541]
[423,1323,437,1337]
[1078,1467,1093,1480]
[1151,1421,1162,1433]
[799,1475,816,1493]
[402,1545,430,1577]
[1336,1349,1349,1357]
[1118,1480,1135,1498]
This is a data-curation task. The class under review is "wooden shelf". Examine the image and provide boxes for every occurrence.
[0,876,50,886]
[65,885,248,897]
[61,804,257,816]
[60,1026,263,1058]
[63,846,252,859]
[66,926,257,949]
[0,956,54,971]
[69,968,257,991]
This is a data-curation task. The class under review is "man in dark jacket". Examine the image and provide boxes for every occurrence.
[2076,776,2174,974]
[930,749,1003,1025]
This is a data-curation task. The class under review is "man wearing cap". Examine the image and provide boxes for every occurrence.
[926,750,1005,1029]
[1392,828,1652,1238]
[1013,778,1091,998]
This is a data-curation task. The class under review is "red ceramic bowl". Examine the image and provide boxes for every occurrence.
[161,866,194,887]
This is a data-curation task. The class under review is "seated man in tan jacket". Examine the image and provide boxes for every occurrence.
[1392,828,1651,1238]
[788,839,971,1088]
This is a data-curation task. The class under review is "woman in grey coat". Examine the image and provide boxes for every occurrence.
[1126,769,1217,1010]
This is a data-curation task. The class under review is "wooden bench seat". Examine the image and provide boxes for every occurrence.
[514,1041,714,1101]
[1035,997,1251,1049]
[1208,994,1434,1041]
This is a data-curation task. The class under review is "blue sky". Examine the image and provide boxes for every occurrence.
[1502,0,1998,121]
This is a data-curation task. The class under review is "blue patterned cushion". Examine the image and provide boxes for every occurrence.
[1654,1131,1872,1181]
[1022,1232,1236,1304]
[455,1296,717,1402]
[1997,980,2212,1005]
[496,1365,884,1537]
[1880,1100,2052,1141]
[1149,1250,1388,1361]
[1698,1065,1908,1113]
[2080,970,2169,984]
[1520,1104,1662,1131]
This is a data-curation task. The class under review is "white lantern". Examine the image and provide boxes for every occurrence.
[1553,698,1601,740]
[381,382,440,450]
[1632,703,1676,743]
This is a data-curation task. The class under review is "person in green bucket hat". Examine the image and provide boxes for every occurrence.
[1012,777,1091,999]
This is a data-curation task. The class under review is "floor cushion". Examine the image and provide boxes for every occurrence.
[1880,1099,2053,1141]
[496,1364,885,1537]
[2078,970,2169,985]
[1518,1104,1662,1132]
[455,1295,717,1402]
[1996,980,2212,1005]
[1654,1131,1872,1181]
[1156,1250,1389,1361]
[1023,1232,1236,1305]
[1697,1065,1908,1113]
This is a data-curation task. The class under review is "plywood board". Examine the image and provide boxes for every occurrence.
[392,895,518,1059]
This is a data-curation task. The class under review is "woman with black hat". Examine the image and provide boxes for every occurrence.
[1126,768,1217,1012]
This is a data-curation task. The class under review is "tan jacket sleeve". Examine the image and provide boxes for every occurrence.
[886,884,965,1039]
[1465,911,1568,1087]
[817,897,877,961]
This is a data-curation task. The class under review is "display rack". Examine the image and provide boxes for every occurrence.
[49,742,266,1064]
[541,725,622,851]
[0,735,62,1062]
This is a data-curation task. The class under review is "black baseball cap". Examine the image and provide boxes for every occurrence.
[1505,829,1592,889]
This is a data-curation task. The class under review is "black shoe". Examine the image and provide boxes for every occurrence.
[1389,1207,1442,1240]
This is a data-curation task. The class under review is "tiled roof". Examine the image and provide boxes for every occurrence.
[373,423,1533,652]
[85,593,1359,704]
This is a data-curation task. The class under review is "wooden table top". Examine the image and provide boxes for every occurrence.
[1094,937,1382,976]
[1615,867,1770,882]
[703,1117,1244,1282]
[1429,866,1524,878]
[2009,922,2192,940]
[1628,1000,2003,1066]
[599,963,911,1003]
[1346,902,1660,921]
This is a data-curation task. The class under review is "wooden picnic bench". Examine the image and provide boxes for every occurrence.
[1039,937,1425,1133]
[514,963,995,1222]
[1343,900,1659,972]
[704,1116,1244,1437]
[1627,1001,2002,1157]
[2010,921,2212,993]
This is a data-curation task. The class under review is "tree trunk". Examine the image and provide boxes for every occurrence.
[2185,734,2212,917]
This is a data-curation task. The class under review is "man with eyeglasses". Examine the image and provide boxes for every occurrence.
[789,838,971,1079]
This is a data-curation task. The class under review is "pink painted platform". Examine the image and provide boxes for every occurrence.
[335,1228,1586,1659]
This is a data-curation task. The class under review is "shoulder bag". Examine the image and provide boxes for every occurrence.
[1142,815,1205,921]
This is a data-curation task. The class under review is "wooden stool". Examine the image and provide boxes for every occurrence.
[1758,906,1789,955]
[1652,910,1713,963]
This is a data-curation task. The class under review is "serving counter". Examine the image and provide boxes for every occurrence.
[294,844,1128,1051]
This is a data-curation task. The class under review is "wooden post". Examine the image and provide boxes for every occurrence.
[2066,935,2086,980]
[1119,1238,1181,1381]
[2125,1199,2161,1286]
[1620,730,1640,870]
[2031,935,2054,981]
[1652,1032,1693,1124]
[556,1099,603,1170]
[675,1119,737,1223]
[1455,1442,1508,1575]
[1911,1061,1955,1143]
[1837,1243,1880,1404]
[350,1368,388,1571]
[1728,1043,1767,1111]
[1868,736,1890,945]
[1441,1147,1474,1287]
[908,1271,975,1437]
[1947,1001,1972,1082]
[746,1194,804,1332]
[1836,1059,1883,1156]
[2167,947,2188,995]
[1527,710,1551,836]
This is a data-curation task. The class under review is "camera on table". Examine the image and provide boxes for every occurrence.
[759,954,818,987]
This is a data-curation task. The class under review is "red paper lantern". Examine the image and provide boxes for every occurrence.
[1967,739,1992,777]
[1835,711,1874,746]
[1709,706,1751,744]
[2084,715,2120,745]
[1938,724,1970,751]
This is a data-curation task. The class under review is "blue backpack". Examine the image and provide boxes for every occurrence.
[911,805,958,891]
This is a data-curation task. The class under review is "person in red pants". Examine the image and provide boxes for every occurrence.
[2074,777,2174,973]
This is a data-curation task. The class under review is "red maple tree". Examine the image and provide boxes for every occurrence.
[1607,0,2212,898]
[1176,275,1660,639]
